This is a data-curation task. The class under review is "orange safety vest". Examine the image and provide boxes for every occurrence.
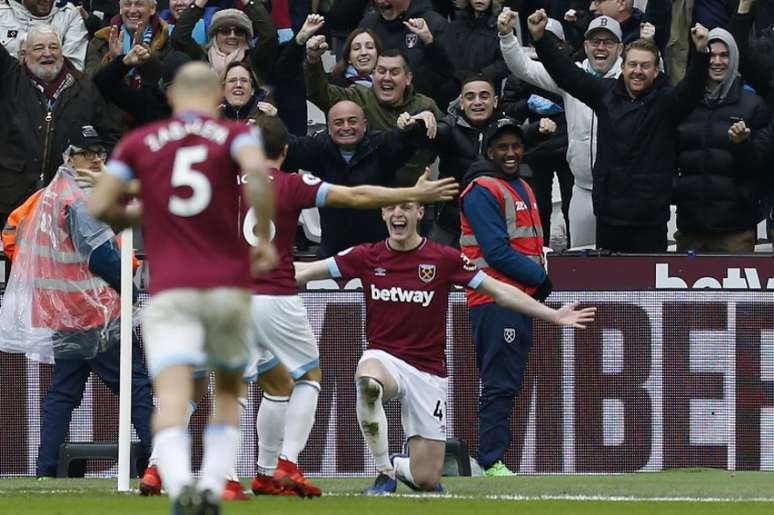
[459,176,544,307]
[28,175,123,331]
[2,189,44,263]
[4,191,139,267]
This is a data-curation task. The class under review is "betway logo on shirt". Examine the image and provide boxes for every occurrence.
[370,284,434,307]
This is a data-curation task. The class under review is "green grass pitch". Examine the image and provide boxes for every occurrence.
[2,469,774,514]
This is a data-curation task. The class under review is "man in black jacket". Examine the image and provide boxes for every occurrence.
[674,28,770,253]
[428,75,501,246]
[0,24,117,229]
[530,9,710,252]
[283,100,425,257]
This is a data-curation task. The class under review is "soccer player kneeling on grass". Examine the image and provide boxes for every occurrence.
[295,202,595,494]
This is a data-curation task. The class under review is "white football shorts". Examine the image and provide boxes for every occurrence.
[142,287,252,377]
[359,349,448,442]
[243,294,319,381]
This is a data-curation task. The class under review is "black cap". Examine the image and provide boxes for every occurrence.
[485,117,524,149]
[66,124,105,150]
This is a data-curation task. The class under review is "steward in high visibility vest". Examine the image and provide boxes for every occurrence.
[458,117,554,477]
[0,125,154,478]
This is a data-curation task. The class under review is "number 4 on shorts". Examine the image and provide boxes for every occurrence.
[433,400,445,421]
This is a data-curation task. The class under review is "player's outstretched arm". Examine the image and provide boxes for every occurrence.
[237,144,279,274]
[324,168,459,209]
[89,171,142,230]
[475,275,596,328]
[294,260,334,286]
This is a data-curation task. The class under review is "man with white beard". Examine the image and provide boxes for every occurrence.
[0,24,116,229]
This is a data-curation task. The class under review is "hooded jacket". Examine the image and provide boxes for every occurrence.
[534,31,710,227]
[674,29,771,232]
[500,31,621,190]
[0,0,88,70]
[431,100,495,231]
[358,0,458,109]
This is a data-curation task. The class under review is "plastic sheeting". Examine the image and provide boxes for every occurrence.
[0,166,120,363]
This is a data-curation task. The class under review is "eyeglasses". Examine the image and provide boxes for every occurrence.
[72,149,107,161]
[217,26,247,37]
[225,77,251,86]
[587,37,618,48]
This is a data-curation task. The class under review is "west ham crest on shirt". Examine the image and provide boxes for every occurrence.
[418,264,436,283]
[504,328,516,343]
[405,32,418,48]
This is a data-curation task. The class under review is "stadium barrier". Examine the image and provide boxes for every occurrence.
[1,254,773,477]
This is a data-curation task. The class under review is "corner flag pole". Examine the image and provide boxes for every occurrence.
[117,227,133,492]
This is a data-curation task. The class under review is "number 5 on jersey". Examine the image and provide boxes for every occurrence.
[169,145,212,217]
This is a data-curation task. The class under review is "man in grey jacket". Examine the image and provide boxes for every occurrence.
[499,8,622,247]
[0,0,88,70]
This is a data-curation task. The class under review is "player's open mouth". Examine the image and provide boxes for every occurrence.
[390,219,407,234]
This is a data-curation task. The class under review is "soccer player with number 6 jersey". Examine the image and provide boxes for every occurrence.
[294,202,596,494]
[89,62,277,515]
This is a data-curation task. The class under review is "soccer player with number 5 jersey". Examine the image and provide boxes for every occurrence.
[89,62,277,515]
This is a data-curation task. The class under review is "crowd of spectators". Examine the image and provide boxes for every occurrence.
[2,0,774,256]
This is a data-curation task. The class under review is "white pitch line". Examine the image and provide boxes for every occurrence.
[324,492,774,503]
[2,490,774,503]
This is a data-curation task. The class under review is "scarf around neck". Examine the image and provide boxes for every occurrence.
[208,43,247,76]
[345,64,372,88]
[26,61,75,106]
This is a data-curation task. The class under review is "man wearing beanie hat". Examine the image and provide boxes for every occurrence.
[171,0,278,81]
[673,28,770,253]
[0,123,155,478]
[459,116,552,477]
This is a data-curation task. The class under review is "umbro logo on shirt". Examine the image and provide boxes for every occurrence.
[374,267,387,276]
